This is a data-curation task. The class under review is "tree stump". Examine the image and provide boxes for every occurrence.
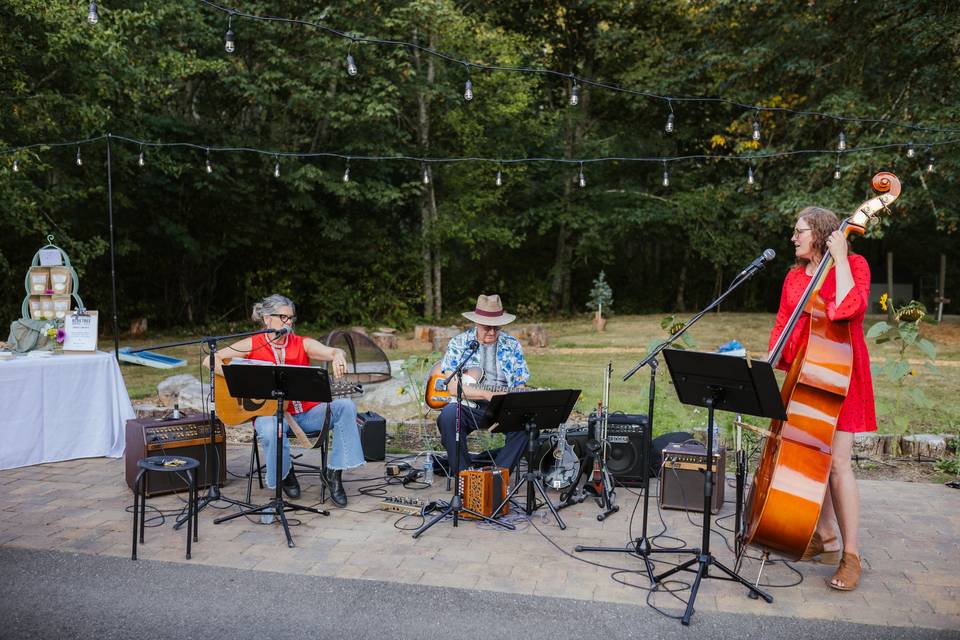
[414,325,432,342]
[431,326,460,352]
[371,331,398,350]
[129,317,148,338]
[527,324,548,348]
[900,434,948,459]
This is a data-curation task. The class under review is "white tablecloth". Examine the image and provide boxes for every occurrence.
[0,351,134,470]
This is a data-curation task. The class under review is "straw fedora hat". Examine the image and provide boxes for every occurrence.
[461,294,516,326]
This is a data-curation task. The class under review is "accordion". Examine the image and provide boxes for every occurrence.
[458,467,510,519]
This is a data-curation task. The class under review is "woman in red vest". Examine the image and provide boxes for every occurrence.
[209,294,364,506]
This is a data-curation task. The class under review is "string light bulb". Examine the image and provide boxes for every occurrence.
[570,77,579,106]
[747,165,755,186]
[837,130,846,151]
[577,163,586,188]
[906,142,915,158]
[76,147,83,166]
[833,158,841,180]
[346,53,358,76]
[274,157,281,178]
[662,164,670,187]
[665,111,675,134]
[422,164,430,185]
[927,152,935,174]
[464,79,473,101]
[205,150,212,174]
[87,1,99,25]
[342,163,350,182]
[137,147,145,167]
[495,168,502,186]
[13,160,19,172]
[751,115,761,142]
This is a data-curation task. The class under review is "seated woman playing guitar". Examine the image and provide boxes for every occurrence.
[205,294,364,507]
[435,294,530,477]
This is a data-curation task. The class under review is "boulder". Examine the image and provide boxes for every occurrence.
[157,374,203,407]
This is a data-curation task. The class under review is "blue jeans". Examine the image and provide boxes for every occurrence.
[253,399,365,488]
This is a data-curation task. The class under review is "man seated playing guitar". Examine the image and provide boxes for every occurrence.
[205,294,364,507]
[435,294,530,477]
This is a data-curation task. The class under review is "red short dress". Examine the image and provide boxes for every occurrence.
[768,254,877,433]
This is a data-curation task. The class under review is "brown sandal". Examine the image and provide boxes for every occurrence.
[800,532,841,565]
[829,552,861,591]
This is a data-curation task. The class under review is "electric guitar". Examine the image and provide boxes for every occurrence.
[214,358,363,427]
[423,360,528,409]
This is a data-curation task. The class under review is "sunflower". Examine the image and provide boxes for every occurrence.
[878,292,889,312]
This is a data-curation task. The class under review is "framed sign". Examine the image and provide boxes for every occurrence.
[63,310,99,353]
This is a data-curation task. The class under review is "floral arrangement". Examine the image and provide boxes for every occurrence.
[45,324,66,351]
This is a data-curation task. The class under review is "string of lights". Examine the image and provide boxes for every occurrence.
[139,0,960,139]
[3,133,955,186]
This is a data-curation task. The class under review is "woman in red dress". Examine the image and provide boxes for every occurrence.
[769,206,875,591]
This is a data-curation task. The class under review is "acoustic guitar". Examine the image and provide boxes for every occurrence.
[423,360,527,410]
[214,359,363,427]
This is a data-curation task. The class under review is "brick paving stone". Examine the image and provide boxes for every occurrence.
[3,458,959,632]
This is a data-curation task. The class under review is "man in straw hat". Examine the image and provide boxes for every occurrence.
[435,294,530,477]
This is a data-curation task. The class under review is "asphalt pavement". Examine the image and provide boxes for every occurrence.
[1,547,956,640]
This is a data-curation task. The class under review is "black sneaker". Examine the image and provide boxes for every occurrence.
[282,469,301,499]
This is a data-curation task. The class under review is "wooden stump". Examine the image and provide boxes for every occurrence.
[900,434,949,459]
[371,331,398,350]
[129,317,148,338]
[527,324,548,348]
[431,326,460,352]
[414,325,432,342]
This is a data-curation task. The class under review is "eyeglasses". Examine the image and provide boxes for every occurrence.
[269,313,296,323]
[792,228,812,237]
[476,324,499,333]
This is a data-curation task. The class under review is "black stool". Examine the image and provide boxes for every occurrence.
[132,455,200,560]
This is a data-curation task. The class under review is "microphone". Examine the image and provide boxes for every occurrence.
[466,339,480,352]
[273,327,290,336]
[738,248,776,278]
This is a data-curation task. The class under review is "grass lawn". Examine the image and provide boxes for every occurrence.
[117,313,960,438]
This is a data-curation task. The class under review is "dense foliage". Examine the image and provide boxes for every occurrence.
[2,1,958,330]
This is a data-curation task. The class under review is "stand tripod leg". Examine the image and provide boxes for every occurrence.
[532,475,565,529]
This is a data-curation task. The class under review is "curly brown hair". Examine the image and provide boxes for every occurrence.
[794,206,849,267]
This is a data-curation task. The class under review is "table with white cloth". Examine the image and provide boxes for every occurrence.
[0,350,134,471]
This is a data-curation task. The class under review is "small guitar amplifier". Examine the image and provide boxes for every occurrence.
[125,414,226,496]
[659,442,725,514]
[458,467,510,519]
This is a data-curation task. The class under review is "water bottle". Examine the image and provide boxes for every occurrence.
[422,453,434,485]
[711,422,721,453]
[260,506,275,525]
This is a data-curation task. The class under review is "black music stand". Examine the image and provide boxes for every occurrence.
[654,348,786,625]
[213,362,331,548]
[487,389,580,529]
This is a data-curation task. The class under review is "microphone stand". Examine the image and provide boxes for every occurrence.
[575,268,762,584]
[129,327,283,528]
[414,342,514,538]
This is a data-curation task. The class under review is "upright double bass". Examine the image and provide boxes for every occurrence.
[742,172,901,559]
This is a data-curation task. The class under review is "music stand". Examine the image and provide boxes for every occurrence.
[213,362,332,548]
[487,389,580,529]
[654,348,786,625]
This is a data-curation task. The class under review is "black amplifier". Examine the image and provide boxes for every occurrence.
[588,413,649,486]
[659,442,725,514]
[125,414,226,496]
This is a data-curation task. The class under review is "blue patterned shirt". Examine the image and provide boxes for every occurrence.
[440,327,530,389]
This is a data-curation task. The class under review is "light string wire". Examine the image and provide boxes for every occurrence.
[4,133,960,170]
[197,0,960,136]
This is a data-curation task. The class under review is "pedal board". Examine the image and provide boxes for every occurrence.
[379,496,426,516]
